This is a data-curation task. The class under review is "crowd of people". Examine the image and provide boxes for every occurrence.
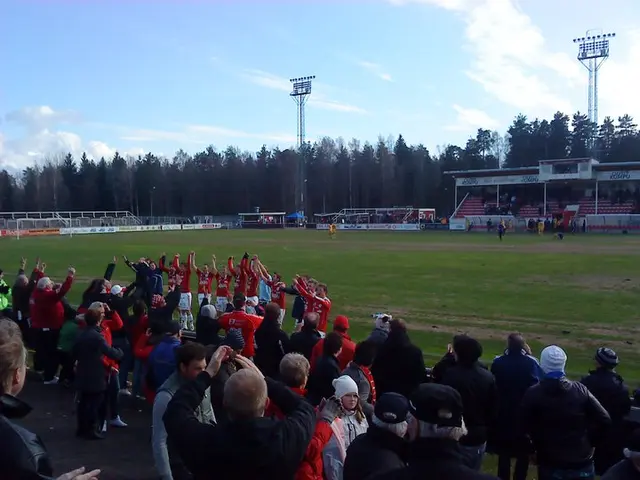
[0,254,639,480]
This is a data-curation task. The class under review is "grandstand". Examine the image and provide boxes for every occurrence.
[446,158,640,233]
[0,211,141,230]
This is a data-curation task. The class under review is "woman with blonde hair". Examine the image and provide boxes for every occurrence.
[322,375,369,480]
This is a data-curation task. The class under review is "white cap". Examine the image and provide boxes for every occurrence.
[540,345,567,374]
[332,375,359,399]
[111,285,123,296]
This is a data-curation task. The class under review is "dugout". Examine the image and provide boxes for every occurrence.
[237,211,286,229]
[445,158,640,233]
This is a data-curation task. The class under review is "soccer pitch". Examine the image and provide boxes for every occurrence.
[2,229,640,383]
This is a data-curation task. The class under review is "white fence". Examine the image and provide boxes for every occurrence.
[316,223,421,231]
[0,223,222,238]
[585,214,640,233]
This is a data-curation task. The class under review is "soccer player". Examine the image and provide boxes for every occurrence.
[177,252,194,330]
[210,255,232,312]
[294,274,331,333]
[228,254,249,296]
[193,253,215,307]
[329,223,337,239]
[159,253,179,290]
[256,261,287,325]
[537,219,545,236]
[498,220,505,241]
[217,293,263,359]
[245,255,261,309]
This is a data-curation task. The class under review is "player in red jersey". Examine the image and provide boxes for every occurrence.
[245,255,261,311]
[193,252,215,307]
[256,260,287,325]
[294,275,331,332]
[159,253,179,289]
[210,255,232,312]
[217,293,263,358]
[176,252,194,330]
[228,254,249,296]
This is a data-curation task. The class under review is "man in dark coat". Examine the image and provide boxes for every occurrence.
[371,384,498,479]
[163,346,316,479]
[0,319,101,479]
[437,335,498,471]
[289,312,322,362]
[520,345,611,480]
[305,332,342,406]
[371,320,425,398]
[344,393,409,480]
[254,303,291,379]
[581,347,632,475]
[73,304,123,440]
[489,333,543,480]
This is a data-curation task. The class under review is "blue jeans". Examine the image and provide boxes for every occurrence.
[458,442,487,471]
[132,359,145,397]
[538,463,595,480]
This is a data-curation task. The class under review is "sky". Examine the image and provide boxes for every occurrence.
[1,0,640,171]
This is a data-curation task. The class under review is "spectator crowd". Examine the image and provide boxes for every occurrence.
[0,256,639,480]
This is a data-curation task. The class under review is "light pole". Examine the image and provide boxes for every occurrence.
[573,30,616,127]
[149,186,156,217]
[290,76,315,216]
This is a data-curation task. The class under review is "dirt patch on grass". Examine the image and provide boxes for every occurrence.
[523,274,640,292]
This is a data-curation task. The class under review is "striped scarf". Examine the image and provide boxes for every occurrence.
[360,365,376,404]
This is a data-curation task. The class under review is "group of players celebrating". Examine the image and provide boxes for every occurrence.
[131,251,331,332]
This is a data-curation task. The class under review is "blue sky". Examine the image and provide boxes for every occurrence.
[1,0,639,170]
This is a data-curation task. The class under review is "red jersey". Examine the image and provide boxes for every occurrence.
[218,310,263,357]
[228,257,248,294]
[196,268,215,294]
[295,279,332,332]
[160,255,179,287]
[246,270,260,297]
[269,280,287,309]
[179,254,193,293]
[215,273,231,297]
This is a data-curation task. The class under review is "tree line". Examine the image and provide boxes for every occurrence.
[0,112,639,217]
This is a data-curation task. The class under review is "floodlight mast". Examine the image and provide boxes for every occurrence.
[289,75,315,216]
[573,29,615,127]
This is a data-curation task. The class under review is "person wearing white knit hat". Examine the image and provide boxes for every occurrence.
[520,345,611,480]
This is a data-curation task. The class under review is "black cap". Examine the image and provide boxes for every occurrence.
[374,393,409,424]
[222,329,245,351]
[596,347,619,367]
[409,384,463,427]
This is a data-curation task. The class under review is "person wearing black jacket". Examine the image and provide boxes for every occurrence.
[254,303,290,379]
[305,331,342,406]
[148,285,182,335]
[78,259,117,310]
[281,281,306,326]
[580,347,632,475]
[194,297,221,347]
[371,320,425,398]
[73,306,124,440]
[163,346,316,479]
[289,312,322,362]
[437,335,498,471]
[0,319,101,480]
[520,345,611,480]
[344,393,409,480]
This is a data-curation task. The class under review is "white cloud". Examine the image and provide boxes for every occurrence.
[445,104,499,131]
[241,69,367,114]
[357,61,394,82]
[1,106,141,171]
[388,0,582,117]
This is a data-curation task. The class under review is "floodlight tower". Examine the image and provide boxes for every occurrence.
[573,30,615,127]
[289,75,315,216]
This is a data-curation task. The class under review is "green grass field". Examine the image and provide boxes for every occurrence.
[3,228,640,385]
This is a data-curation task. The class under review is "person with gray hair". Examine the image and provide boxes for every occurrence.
[343,392,409,480]
[163,346,316,479]
[372,383,498,480]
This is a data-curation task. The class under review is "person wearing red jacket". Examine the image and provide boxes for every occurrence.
[88,302,127,432]
[265,353,343,480]
[210,255,232,312]
[217,293,263,359]
[310,316,355,372]
[294,275,332,333]
[30,266,75,384]
[228,254,249,296]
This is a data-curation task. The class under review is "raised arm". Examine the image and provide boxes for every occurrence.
[227,257,236,277]
[172,254,180,270]
[159,253,169,273]
[54,267,75,300]
[18,257,27,276]
[210,255,218,274]
[104,256,117,281]
[190,251,197,272]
